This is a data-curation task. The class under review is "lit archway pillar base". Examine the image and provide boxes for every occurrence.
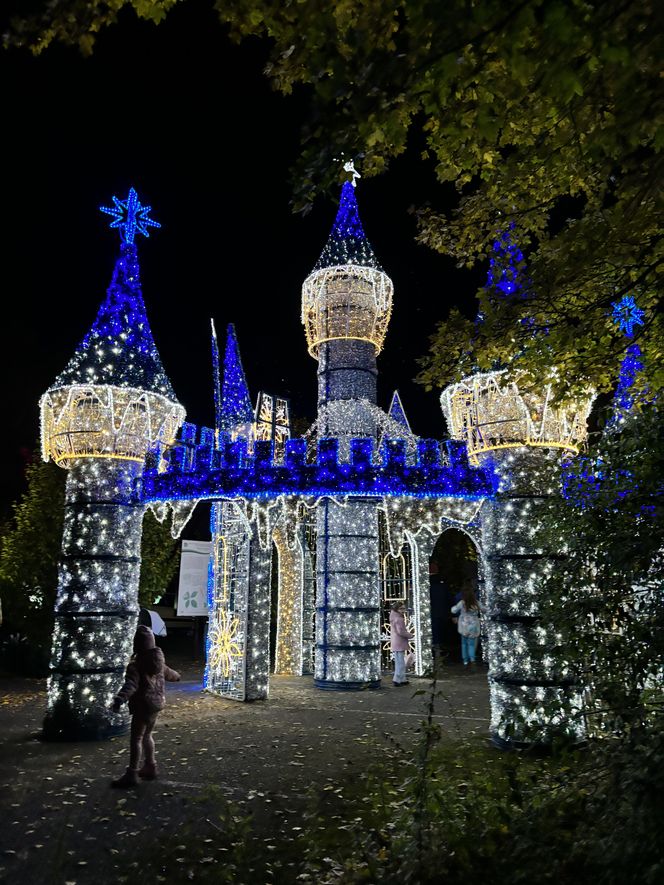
[273,525,305,675]
[408,531,436,676]
[206,502,272,701]
[43,460,144,741]
[314,498,382,690]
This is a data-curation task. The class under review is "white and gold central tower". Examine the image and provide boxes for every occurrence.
[302,176,393,689]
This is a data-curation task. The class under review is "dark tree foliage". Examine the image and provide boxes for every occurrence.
[540,402,664,739]
[0,451,180,668]
[5,0,662,401]
[0,457,64,650]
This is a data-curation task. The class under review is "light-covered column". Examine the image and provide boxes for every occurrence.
[407,531,436,676]
[441,370,593,745]
[315,498,382,689]
[482,450,585,745]
[44,461,144,740]
[206,501,272,700]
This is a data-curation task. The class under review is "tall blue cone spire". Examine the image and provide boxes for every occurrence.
[220,324,254,437]
[211,319,223,438]
[387,390,412,434]
[52,239,178,400]
[313,181,382,271]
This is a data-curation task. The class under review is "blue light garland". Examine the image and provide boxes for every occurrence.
[486,223,526,296]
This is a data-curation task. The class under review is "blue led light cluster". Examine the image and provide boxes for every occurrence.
[314,181,382,271]
[561,457,636,509]
[486,223,526,296]
[52,241,178,398]
[611,295,645,338]
[610,343,644,418]
[140,424,496,503]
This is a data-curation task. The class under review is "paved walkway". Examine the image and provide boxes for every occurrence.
[0,658,490,884]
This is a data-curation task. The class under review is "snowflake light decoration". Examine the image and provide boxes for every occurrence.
[208,609,243,678]
[100,187,161,244]
[611,295,645,337]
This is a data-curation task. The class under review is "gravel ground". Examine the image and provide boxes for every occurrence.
[0,656,490,884]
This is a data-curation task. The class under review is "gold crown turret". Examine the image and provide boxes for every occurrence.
[441,370,594,464]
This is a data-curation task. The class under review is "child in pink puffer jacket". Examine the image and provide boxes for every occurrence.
[110,625,180,787]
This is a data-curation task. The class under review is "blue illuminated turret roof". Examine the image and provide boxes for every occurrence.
[387,391,412,434]
[51,241,179,400]
[313,181,383,271]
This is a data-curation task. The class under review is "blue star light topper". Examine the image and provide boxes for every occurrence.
[99,187,161,244]
[611,295,645,337]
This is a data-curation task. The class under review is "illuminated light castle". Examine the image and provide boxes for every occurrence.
[42,177,594,745]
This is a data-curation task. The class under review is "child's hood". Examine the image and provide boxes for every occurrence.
[133,625,156,652]
[137,646,165,677]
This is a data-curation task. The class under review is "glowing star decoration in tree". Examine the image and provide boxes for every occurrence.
[99,187,161,245]
[208,609,243,678]
[486,223,526,296]
[219,324,254,441]
[611,295,645,338]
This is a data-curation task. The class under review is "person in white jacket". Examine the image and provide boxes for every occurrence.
[451,587,481,667]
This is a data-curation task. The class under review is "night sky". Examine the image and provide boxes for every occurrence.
[1,2,483,514]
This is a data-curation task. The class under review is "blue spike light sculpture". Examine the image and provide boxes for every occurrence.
[39,190,185,740]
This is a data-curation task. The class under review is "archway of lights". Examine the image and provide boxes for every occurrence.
[40,176,595,746]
